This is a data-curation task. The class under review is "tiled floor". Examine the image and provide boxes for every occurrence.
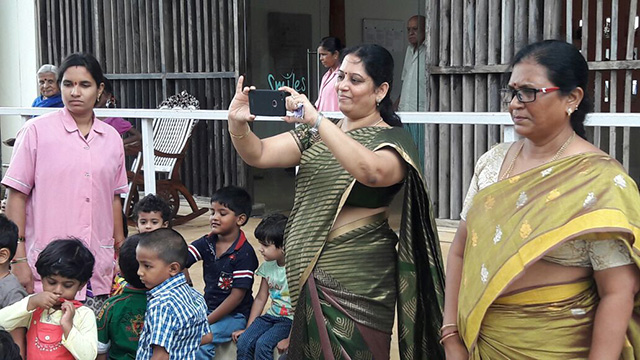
[154,181,456,360]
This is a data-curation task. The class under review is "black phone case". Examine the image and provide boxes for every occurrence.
[249,90,290,116]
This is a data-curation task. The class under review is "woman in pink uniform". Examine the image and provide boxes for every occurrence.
[3,53,128,313]
[315,37,344,112]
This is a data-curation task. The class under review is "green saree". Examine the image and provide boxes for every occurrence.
[285,124,445,360]
[460,153,640,359]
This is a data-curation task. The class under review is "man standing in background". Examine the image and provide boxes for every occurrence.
[396,15,427,162]
[397,15,427,112]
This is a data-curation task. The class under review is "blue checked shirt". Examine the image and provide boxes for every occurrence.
[136,273,210,360]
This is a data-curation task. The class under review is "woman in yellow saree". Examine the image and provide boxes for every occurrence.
[227,44,445,359]
[443,40,640,359]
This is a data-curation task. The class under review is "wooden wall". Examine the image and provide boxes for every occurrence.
[35,0,248,197]
[425,0,640,219]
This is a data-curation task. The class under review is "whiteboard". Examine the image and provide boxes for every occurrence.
[362,18,407,101]
[362,19,405,54]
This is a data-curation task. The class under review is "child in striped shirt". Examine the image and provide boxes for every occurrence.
[135,229,211,360]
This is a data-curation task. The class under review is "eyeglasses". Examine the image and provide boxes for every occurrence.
[500,87,560,104]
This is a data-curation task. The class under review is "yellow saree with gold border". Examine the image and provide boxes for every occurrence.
[460,153,640,359]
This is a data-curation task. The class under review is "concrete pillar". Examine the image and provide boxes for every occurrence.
[0,0,38,173]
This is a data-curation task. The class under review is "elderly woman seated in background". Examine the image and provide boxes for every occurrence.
[2,65,65,154]
[31,64,64,108]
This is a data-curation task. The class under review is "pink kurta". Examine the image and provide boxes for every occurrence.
[314,67,340,112]
[2,107,128,298]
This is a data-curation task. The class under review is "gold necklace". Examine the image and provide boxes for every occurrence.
[341,118,383,131]
[500,132,576,180]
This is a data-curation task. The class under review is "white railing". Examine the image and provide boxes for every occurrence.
[1,107,639,197]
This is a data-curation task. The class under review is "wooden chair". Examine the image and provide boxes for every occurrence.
[123,91,208,226]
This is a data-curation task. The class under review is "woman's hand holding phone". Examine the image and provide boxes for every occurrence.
[228,75,256,124]
[228,76,319,129]
[278,86,319,127]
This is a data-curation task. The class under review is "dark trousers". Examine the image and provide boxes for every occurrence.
[236,314,292,360]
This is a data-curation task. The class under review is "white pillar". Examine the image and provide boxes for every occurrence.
[0,0,38,172]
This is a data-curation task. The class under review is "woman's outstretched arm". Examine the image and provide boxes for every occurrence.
[227,76,301,169]
[278,86,405,187]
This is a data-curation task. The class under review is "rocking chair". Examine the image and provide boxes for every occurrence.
[123,91,208,226]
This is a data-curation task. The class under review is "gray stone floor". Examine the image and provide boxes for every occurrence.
[147,192,456,360]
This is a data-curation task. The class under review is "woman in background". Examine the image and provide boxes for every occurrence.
[314,37,344,112]
[4,53,128,314]
[95,78,141,150]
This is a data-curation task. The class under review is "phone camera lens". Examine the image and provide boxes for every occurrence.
[271,100,278,108]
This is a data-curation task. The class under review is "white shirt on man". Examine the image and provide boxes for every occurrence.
[399,41,427,112]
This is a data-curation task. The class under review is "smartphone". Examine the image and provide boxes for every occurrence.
[249,90,290,116]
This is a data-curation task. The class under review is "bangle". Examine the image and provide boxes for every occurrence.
[439,331,459,345]
[17,237,25,243]
[10,257,27,265]
[229,123,251,139]
[440,323,458,333]
[312,113,324,132]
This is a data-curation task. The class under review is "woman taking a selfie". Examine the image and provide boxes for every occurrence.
[227,44,445,359]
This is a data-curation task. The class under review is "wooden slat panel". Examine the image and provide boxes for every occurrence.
[514,0,528,52]
[220,0,229,72]
[425,0,439,205]
[74,0,80,51]
[438,0,452,218]
[528,0,541,43]
[131,0,141,74]
[543,0,562,39]
[148,0,157,73]
[449,0,463,218]
[62,0,69,56]
[610,0,619,158]
[124,0,133,73]
[502,0,515,62]
[475,0,489,163]
[196,0,204,73]
[186,0,195,72]
[622,0,637,170]
[43,0,52,62]
[593,0,604,148]
[461,0,475,205]
[487,0,501,149]
[179,1,187,72]
[117,0,126,72]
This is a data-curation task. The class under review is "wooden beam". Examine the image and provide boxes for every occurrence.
[329,0,346,45]
[430,64,510,74]
[430,60,640,75]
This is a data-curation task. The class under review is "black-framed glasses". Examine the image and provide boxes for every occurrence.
[500,87,560,104]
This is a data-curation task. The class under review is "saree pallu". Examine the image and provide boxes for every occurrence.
[285,126,445,359]
[460,153,640,358]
